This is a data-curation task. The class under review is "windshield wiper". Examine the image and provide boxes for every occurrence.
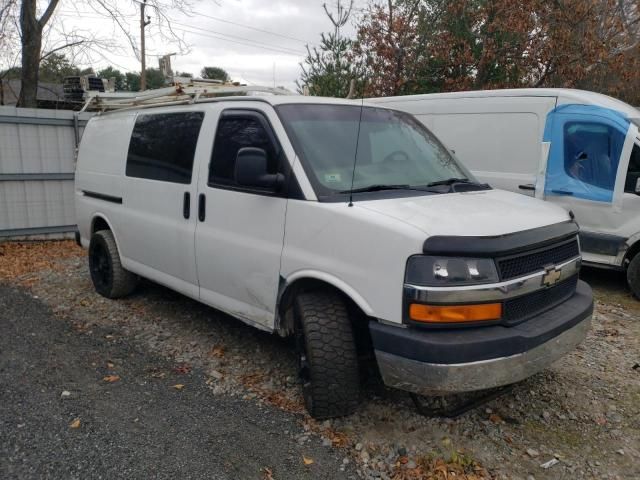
[340,184,412,194]
[424,177,491,191]
[426,177,472,187]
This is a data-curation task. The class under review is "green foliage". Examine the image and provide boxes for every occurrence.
[39,54,81,83]
[125,72,140,91]
[97,66,126,91]
[200,66,229,81]
[0,66,21,79]
[124,68,167,91]
[297,32,363,98]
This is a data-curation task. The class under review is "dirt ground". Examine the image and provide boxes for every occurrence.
[1,241,639,480]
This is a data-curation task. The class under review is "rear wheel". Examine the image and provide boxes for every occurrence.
[626,254,640,299]
[89,230,138,299]
[295,290,360,419]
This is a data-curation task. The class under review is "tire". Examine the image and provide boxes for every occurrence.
[627,254,640,299]
[295,291,360,419]
[89,230,138,299]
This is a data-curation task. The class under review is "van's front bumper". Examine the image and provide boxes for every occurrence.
[369,280,593,395]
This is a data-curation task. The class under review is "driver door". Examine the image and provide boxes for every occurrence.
[194,106,289,330]
[541,104,637,264]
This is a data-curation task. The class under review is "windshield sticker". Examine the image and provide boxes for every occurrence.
[324,173,342,183]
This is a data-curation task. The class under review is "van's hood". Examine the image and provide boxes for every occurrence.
[357,189,570,237]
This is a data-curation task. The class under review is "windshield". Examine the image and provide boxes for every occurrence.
[277,104,473,199]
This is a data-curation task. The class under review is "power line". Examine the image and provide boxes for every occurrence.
[56,12,307,57]
[171,24,305,56]
[169,20,305,55]
[187,10,313,45]
[56,7,313,45]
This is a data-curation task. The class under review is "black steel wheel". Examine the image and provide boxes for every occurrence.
[88,230,138,299]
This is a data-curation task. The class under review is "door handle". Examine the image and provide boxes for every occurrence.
[183,192,190,219]
[518,184,535,191]
[198,193,206,221]
[551,189,574,196]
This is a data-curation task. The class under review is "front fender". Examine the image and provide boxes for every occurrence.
[282,269,374,316]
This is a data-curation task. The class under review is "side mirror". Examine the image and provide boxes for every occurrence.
[234,147,284,190]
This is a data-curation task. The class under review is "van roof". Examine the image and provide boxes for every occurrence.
[85,85,378,114]
[371,88,640,120]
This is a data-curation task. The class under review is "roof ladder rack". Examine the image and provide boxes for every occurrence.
[80,81,293,112]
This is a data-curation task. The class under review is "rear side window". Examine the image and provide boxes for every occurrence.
[209,115,279,186]
[126,112,204,184]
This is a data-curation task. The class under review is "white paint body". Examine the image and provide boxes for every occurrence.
[370,89,640,269]
[75,96,571,332]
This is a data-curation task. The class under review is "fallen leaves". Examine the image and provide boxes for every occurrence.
[261,467,274,480]
[324,428,349,448]
[489,413,503,424]
[103,375,120,383]
[172,384,185,390]
[0,240,83,286]
[239,372,304,414]
[173,363,192,375]
[392,455,490,480]
[148,368,166,379]
[302,456,314,466]
[208,345,225,358]
[69,418,81,429]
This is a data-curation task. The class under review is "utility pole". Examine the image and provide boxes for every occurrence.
[140,0,151,91]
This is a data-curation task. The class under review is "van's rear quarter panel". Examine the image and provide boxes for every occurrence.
[75,113,137,240]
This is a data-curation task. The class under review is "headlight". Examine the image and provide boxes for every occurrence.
[405,255,498,286]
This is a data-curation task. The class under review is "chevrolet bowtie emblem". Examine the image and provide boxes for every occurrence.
[541,266,562,287]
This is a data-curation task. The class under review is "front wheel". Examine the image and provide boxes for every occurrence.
[89,230,138,299]
[295,291,360,419]
[627,254,640,299]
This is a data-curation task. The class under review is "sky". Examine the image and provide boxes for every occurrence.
[46,0,368,91]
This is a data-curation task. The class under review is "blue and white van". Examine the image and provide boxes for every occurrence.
[371,89,640,296]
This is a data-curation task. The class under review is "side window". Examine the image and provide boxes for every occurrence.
[126,112,204,184]
[563,122,624,191]
[625,144,640,193]
[209,114,279,186]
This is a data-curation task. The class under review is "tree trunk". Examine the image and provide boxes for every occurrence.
[18,0,42,108]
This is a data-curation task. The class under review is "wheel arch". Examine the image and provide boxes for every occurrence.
[276,271,373,337]
[91,214,112,234]
[89,214,123,256]
[622,235,640,268]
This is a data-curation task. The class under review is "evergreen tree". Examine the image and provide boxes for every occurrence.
[200,66,229,82]
[297,1,363,98]
[298,33,362,97]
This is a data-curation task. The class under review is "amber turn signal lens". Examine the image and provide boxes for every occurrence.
[409,303,502,323]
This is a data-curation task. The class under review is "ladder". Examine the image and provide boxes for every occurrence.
[80,80,293,112]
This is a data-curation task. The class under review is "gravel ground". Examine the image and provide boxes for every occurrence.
[0,283,357,480]
[1,241,639,479]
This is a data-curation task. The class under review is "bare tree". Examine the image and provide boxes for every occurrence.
[323,0,353,37]
[7,0,196,108]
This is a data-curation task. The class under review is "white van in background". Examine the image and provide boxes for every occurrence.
[75,94,593,418]
[371,89,640,296]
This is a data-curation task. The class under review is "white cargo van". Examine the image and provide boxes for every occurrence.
[75,94,593,418]
[370,89,640,296]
